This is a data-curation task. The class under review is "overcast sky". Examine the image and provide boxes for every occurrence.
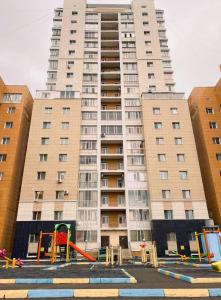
[0,0,220,97]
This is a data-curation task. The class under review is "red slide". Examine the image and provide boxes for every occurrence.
[69,242,96,262]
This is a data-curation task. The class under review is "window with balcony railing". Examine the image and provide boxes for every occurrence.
[101,111,122,121]
[101,126,122,135]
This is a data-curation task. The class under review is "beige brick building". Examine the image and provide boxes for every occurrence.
[14,0,209,257]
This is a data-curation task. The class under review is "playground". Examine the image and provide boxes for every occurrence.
[0,225,221,298]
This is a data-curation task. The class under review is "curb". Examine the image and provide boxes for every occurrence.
[0,288,221,298]
[158,268,221,284]
[0,277,136,284]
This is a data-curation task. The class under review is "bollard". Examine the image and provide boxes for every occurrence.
[106,246,109,266]
[119,246,122,266]
[111,247,114,266]
[5,260,9,269]
[12,258,16,269]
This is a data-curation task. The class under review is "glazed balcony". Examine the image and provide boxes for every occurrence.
[101,22,118,31]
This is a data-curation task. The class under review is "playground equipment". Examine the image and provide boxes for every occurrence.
[0,249,23,268]
[195,226,221,263]
[140,241,158,267]
[105,246,122,266]
[37,223,96,263]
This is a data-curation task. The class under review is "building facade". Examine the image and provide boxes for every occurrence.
[14,0,209,257]
[189,77,221,227]
[0,77,33,253]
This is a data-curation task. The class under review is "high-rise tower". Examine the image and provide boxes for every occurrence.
[14,0,209,257]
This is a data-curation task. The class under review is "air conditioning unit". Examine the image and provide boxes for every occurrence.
[64,190,69,196]
[101,133,106,138]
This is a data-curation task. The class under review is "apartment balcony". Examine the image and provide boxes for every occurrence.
[101,14,118,21]
[101,212,127,230]
[101,160,124,174]
[101,22,118,31]
[101,31,119,41]
[101,92,121,98]
[101,41,119,51]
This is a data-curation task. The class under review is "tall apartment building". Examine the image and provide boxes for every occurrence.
[189,76,221,227]
[0,77,33,254]
[14,0,209,257]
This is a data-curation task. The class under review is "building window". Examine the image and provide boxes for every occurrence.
[212,137,221,145]
[185,210,194,220]
[41,138,49,145]
[56,191,65,200]
[216,153,221,161]
[164,210,173,220]
[128,156,145,166]
[209,122,217,129]
[59,154,68,162]
[80,140,97,150]
[0,172,4,181]
[81,126,97,135]
[149,85,156,92]
[146,51,152,56]
[35,191,44,200]
[154,122,162,129]
[148,73,155,79]
[170,107,178,114]
[67,72,74,78]
[182,190,191,199]
[69,50,75,56]
[179,171,188,180]
[44,107,52,113]
[128,190,148,206]
[126,111,141,119]
[147,61,153,67]
[29,233,39,243]
[177,154,185,162]
[167,232,176,241]
[42,122,51,129]
[82,112,97,120]
[7,107,16,114]
[54,211,63,221]
[175,137,183,145]
[3,93,22,102]
[0,154,7,162]
[61,122,70,129]
[152,108,160,116]
[1,137,10,145]
[37,172,46,180]
[158,154,166,162]
[76,230,97,242]
[162,190,171,199]
[62,107,70,114]
[101,126,122,135]
[60,137,69,145]
[80,155,97,165]
[172,122,180,129]
[130,230,151,242]
[160,171,168,180]
[39,154,48,162]
[4,122,13,129]
[156,137,164,145]
[32,211,41,221]
[206,108,214,114]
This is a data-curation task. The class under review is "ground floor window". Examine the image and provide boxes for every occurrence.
[130,230,151,242]
[76,230,97,242]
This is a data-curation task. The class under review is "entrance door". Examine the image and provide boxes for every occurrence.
[119,236,128,249]
[101,236,110,247]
